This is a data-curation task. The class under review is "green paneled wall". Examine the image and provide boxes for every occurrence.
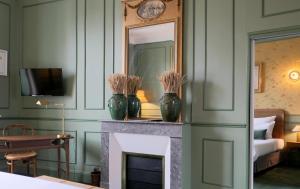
[263,0,300,17]
[190,0,248,124]
[0,0,121,183]
[0,0,10,109]
[22,0,77,109]
[85,0,105,110]
[184,0,300,188]
[2,0,300,188]
[204,0,234,111]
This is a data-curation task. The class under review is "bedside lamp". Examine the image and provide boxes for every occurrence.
[292,125,300,142]
[36,99,69,138]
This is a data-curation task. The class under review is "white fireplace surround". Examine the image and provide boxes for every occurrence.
[109,133,171,189]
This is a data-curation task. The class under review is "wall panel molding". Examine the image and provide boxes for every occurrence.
[202,138,234,188]
[262,0,300,18]
[0,0,9,6]
[83,131,102,166]
[21,0,78,110]
[84,0,106,110]
[22,0,64,8]
[191,123,247,128]
[203,0,235,111]
[0,1,11,109]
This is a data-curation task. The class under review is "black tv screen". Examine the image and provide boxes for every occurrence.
[20,68,64,96]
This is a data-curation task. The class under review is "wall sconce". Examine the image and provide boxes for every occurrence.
[289,71,300,80]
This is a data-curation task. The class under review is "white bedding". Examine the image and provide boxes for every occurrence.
[0,172,80,189]
[253,139,284,161]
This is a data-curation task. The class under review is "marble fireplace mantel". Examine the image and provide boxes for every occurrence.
[100,120,183,189]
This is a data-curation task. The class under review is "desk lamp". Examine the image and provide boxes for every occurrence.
[36,99,69,138]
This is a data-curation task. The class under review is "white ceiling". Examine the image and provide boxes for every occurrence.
[129,22,175,45]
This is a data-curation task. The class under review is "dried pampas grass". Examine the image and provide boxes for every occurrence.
[108,74,127,94]
[159,71,185,93]
[127,75,142,95]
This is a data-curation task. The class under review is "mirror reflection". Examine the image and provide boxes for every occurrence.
[128,22,176,118]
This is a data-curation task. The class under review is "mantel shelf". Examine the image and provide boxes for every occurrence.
[101,120,183,138]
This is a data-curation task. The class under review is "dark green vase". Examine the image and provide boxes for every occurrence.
[127,94,141,118]
[160,93,181,122]
[108,94,127,120]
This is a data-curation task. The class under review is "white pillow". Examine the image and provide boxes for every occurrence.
[254,121,275,139]
[254,116,276,125]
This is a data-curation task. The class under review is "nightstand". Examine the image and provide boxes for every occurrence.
[286,141,300,149]
[286,141,300,166]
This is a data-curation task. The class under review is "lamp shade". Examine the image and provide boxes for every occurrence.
[136,90,148,103]
[292,125,300,132]
[36,99,49,106]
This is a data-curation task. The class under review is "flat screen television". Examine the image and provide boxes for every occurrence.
[20,68,64,96]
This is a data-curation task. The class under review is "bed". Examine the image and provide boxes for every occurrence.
[253,109,285,174]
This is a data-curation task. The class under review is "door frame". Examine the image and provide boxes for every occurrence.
[248,27,300,189]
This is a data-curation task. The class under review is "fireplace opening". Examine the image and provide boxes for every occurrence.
[122,153,164,189]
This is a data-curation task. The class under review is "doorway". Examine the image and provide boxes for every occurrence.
[250,30,300,189]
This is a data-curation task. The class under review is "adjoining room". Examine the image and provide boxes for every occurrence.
[252,36,300,189]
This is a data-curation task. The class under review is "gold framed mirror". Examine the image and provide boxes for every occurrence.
[122,0,182,119]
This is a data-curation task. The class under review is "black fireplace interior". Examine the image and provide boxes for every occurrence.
[125,154,163,189]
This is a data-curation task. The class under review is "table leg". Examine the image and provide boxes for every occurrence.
[64,139,70,179]
[10,160,14,173]
[33,158,37,177]
[7,163,10,173]
[57,146,61,178]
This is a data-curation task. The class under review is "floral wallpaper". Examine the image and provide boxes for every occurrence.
[255,37,300,115]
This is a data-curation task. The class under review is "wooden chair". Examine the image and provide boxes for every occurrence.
[3,124,37,177]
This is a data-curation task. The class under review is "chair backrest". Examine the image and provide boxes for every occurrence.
[3,124,34,136]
